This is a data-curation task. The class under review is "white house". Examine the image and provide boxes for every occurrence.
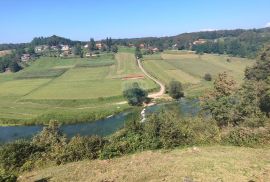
[61,45,70,51]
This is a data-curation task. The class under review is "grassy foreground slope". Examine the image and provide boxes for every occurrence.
[0,53,157,125]
[19,146,270,182]
[143,51,254,97]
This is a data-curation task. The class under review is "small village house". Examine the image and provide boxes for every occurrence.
[35,45,48,53]
[193,39,206,45]
[139,43,145,49]
[21,54,31,62]
[51,46,58,51]
[61,45,70,51]
[95,43,102,49]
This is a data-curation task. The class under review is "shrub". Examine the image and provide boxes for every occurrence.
[204,73,212,81]
[100,114,144,159]
[123,82,148,106]
[32,120,67,150]
[182,118,221,145]
[0,140,42,173]
[0,173,17,182]
[221,126,270,147]
[100,130,144,159]
[58,135,106,163]
[168,80,184,100]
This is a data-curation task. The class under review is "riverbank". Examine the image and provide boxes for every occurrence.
[0,103,131,126]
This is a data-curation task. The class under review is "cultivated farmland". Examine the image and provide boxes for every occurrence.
[142,51,255,96]
[0,52,157,125]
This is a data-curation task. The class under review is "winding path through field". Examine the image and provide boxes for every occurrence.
[137,59,165,98]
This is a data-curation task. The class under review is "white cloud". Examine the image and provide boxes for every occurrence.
[265,22,270,27]
[200,28,217,32]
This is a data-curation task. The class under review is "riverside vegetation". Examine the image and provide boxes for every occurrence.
[1,47,270,181]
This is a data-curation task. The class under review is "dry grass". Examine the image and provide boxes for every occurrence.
[19,146,270,182]
[0,50,12,57]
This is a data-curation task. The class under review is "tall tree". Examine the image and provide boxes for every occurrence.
[72,44,82,56]
[88,38,96,52]
[168,80,184,99]
[135,46,142,59]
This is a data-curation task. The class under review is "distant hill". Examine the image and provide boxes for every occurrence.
[1,27,270,58]
[30,35,82,46]
[116,27,270,58]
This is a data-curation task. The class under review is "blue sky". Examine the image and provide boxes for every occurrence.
[1,0,270,43]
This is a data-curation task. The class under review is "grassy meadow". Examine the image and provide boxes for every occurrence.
[0,52,157,125]
[19,146,270,182]
[143,51,255,97]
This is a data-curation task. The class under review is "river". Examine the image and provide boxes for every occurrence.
[0,99,199,144]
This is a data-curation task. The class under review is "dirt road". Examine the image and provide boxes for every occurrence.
[137,59,165,98]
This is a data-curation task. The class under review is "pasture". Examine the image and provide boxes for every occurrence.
[0,53,157,125]
[142,51,255,96]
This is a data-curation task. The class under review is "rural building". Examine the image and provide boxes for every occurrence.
[60,51,70,57]
[21,54,31,62]
[51,46,58,51]
[61,45,70,51]
[172,44,178,49]
[128,43,135,47]
[148,47,159,53]
[35,45,48,53]
[152,47,159,53]
[139,43,145,49]
[193,39,206,45]
[84,44,89,48]
[95,43,102,49]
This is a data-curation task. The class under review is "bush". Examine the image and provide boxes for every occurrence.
[100,114,144,159]
[101,110,221,158]
[0,140,42,173]
[123,82,148,106]
[100,130,144,159]
[58,135,106,163]
[182,118,221,145]
[32,120,67,150]
[204,73,212,81]
[221,126,270,147]
[168,80,184,100]
[0,173,17,182]
[143,111,185,149]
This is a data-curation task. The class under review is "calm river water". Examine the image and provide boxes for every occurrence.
[0,99,199,143]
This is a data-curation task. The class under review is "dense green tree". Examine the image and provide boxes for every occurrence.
[72,44,82,56]
[135,46,142,59]
[123,82,148,106]
[201,72,238,126]
[88,38,96,52]
[112,45,118,53]
[8,61,21,72]
[168,80,184,99]
[245,46,270,81]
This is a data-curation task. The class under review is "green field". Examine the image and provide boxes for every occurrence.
[0,53,157,125]
[142,51,255,96]
[0,49,255,125]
